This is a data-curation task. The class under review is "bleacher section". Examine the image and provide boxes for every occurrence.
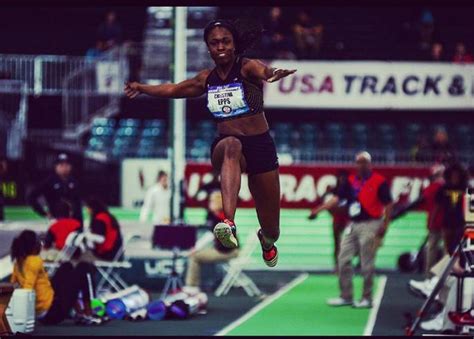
[85,117,474,163]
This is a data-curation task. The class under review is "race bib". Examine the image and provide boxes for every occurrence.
[349,202,361,217]
[207,82,250,119]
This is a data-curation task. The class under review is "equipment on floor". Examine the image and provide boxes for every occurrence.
[103,285,150,320]
[147,300,167,320]
[4,287,35,335]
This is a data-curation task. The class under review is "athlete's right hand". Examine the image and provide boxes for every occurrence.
[124,81,141,99]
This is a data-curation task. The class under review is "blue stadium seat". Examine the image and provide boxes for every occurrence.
[116,126,139,138]
[326,123,347,149]
[144,119,166,129]
[91,126,115,137]
[92,117,115,128]
[119,119,141,128]
[375,123,397,150]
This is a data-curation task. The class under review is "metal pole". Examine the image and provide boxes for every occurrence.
[170,7,187,223]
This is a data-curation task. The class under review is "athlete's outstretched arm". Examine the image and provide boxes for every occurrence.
[124,69,210,99]
[242,59,296,83]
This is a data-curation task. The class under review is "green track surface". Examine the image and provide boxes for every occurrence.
[4,207,426,270]
[227,275,379,336]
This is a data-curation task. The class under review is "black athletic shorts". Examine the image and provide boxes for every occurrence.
[210,130,279,175]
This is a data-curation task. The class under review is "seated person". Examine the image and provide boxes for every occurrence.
[82,197,123,262]
[10,230,101,325]
[184,190,239,293]
[43,200,82,252]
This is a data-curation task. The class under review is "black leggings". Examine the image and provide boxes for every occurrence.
[39,262,95,325]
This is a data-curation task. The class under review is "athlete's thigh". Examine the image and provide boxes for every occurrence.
[211,136,247,173]
[247,169,280,226]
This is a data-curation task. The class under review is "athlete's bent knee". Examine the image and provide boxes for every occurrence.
[222,137,242,159]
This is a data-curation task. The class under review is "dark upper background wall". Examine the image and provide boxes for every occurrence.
[0,6,147,55]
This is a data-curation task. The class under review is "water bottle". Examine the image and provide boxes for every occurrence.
[147,300,167,321]
[91,298,106,317]
[106,299,127,320]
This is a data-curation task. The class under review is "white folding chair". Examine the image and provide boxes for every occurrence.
[214,228,262,297]
[44,231,85,276]
[95,233,140,293]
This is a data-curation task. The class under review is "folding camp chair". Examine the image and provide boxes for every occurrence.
[44,231,85,276]
[214,228,262,297]
[95,233,141,293]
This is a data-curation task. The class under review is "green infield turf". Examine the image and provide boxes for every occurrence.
[4,207,426,270]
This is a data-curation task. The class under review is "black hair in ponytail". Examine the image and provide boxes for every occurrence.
[11,230,41,273]
[203,18,263,56]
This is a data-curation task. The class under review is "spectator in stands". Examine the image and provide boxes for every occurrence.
[27,153,83,225]
[452,42,473,63]
[311,152,393,308]
[10,230,101,325]
[292,10,324,59]
[413,134,431,162]
[308,170,351,269]
[85,40,105,62]
[428,42,447,61]
[262,7,296,59]
[43,200,82,251]
[0,156,8,222]
[97,10,123,49]
[430,128,456,164]
[417,10,439,55]
[139,170,171,225]
[83,197,123,261]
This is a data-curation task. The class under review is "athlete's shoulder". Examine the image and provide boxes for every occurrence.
[194,68,213,88]
[196,68,213,80]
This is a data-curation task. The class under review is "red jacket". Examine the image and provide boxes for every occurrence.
[94,212,120,255]
[47,218,82,250]
[349,172,387,218]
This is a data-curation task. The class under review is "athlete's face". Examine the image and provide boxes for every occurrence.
[206,27,236,65]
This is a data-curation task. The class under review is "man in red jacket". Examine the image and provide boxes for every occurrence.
[44,200,82,251]
[312,151,393,308]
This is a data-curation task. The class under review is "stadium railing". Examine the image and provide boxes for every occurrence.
[0,80,28,159]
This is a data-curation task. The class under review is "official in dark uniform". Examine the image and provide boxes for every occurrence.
[27,153,83,225]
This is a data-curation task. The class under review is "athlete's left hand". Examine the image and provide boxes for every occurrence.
[267,68,297,83]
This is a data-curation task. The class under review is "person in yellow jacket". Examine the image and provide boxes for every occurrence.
[10,230,100,325]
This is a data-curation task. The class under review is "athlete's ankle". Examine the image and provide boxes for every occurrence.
[258,230,275,250]
[223,218,235,226]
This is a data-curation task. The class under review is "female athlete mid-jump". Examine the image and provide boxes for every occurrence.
[125,19,296,267]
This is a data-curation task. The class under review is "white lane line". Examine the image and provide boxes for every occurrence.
[363,275,387,336]
[215,273,309,336]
